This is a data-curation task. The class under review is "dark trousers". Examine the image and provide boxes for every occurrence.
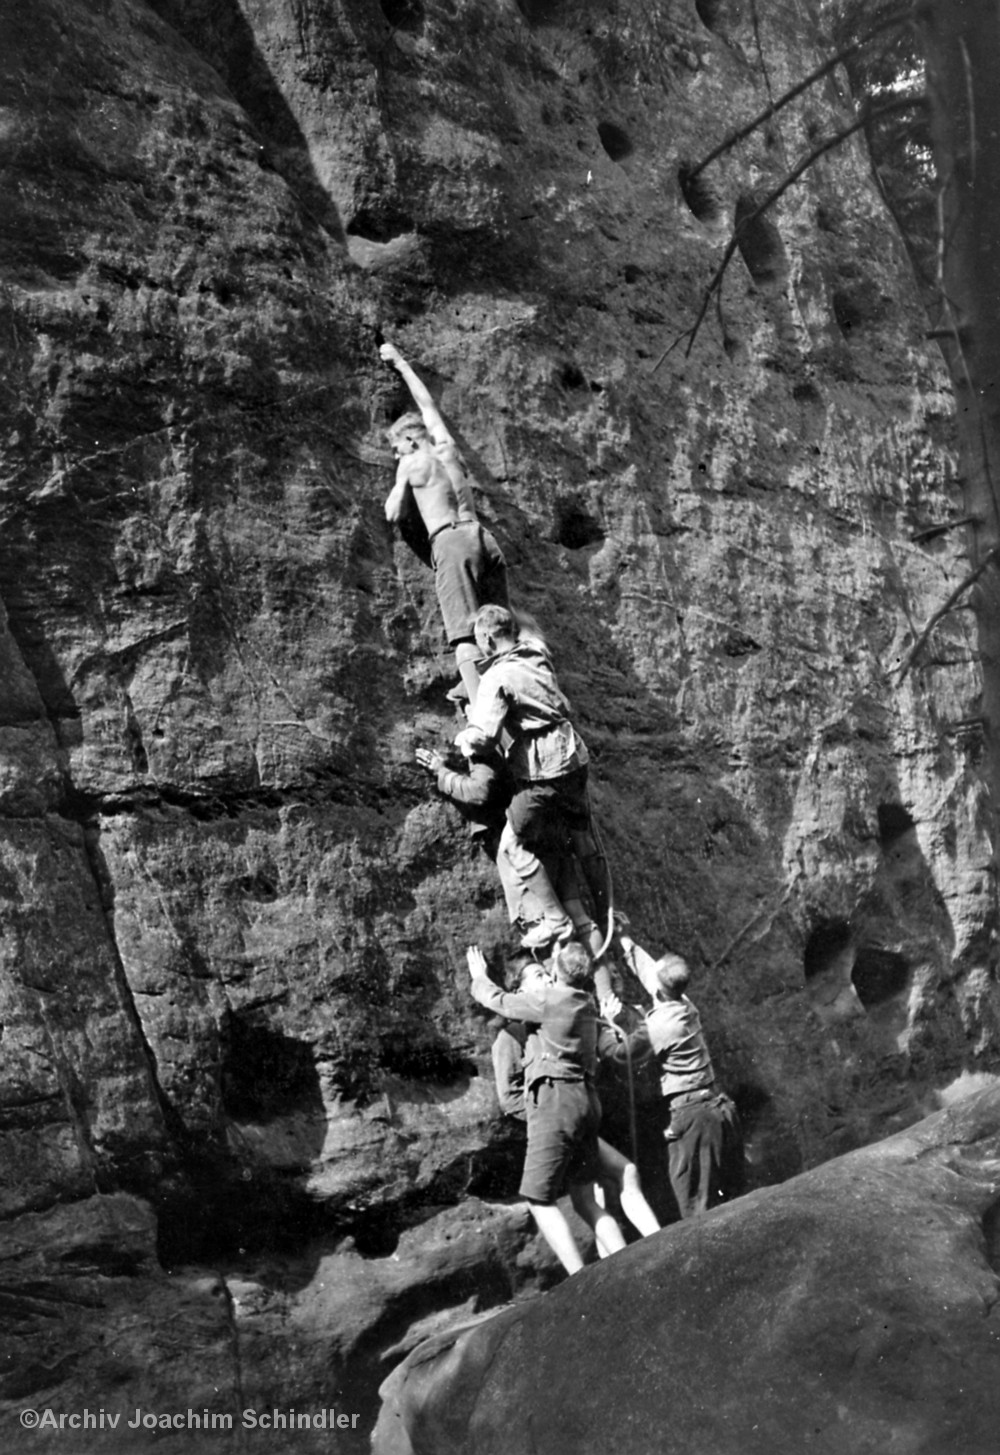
[431,521,508,644]
[666,1093,744,1218]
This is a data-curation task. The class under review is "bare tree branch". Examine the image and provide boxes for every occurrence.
[959,36,976,184]
[653,93,922,370]
[862,97,936,293]
[931,160,1000,540]
[684,4,915,184]
[896,546,1000,682]
[910,514,978,543]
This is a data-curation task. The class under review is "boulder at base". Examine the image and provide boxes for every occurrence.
[372,1085,1000,1455]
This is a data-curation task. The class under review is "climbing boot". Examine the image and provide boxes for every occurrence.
[521,919,574,951]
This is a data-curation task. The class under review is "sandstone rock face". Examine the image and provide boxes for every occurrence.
[2,1188,553,1454]
[1,0,998,1444]
[374,1083,1000,1455]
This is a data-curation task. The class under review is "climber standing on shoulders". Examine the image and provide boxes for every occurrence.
[416,721,602,959]
[467,941,627,1276]
[456,604,610,959]
[380,341,509,705]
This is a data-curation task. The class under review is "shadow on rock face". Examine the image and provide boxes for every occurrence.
[155,1012,330,1270]
[221,1013,326,1122]
[981,1190,1000,1275]
[146,0,348,243]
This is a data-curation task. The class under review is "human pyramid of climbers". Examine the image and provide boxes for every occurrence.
[381,342,744,1276]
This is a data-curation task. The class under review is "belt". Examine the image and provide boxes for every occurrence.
[529,1075,589,1094]
[428,518,474,542]
[665,1083,717,1109]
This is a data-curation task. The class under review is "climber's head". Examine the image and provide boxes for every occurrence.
[387,411,430,456]
[550,940,594,990]
[473,604,517,659]
[654,953,691,1000]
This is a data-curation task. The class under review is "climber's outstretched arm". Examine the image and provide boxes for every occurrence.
[467,946,547,1022]
[618,933,664,1001]
[380,342,454,447]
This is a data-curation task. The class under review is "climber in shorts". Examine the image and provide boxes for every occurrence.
[491,959,660,1242]
[380,341,509,704]
[468,940,627,1276]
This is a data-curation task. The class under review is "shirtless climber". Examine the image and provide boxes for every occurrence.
[455,604,612,975]
[468,941,627,1276]
[491,958,660,1243]
[380,342,509,704]
[604,942,745,1219]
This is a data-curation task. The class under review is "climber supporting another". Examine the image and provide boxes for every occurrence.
[416,727,603,955]
[380,341,509,704]
[605,948,744,1219]
[491,962,660,1241]
[456,604,611,968]
[416,734,548,929]
[468,942,627,1275]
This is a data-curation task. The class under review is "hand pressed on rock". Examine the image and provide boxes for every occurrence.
[467,945,488,980]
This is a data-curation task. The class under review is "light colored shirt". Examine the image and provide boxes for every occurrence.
[644,994,716,1097]
[459,643,589,783]
[471,976,598,1083]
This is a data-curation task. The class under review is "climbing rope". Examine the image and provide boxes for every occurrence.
[587,794,616,962]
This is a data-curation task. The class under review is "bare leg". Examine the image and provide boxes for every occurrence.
[526,1200,585,1275]
[569,1181,626,1258]
[590,1181,623,1256]
[596,1138,660,1237]
[591,1182,611,1256]
[618,1161,661,1237]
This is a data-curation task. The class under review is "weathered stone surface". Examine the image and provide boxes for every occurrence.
[1,0,999,1438]
[0,1195,238,1450]
[0,1191,556,1454]
[373,1083,1000,1455]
